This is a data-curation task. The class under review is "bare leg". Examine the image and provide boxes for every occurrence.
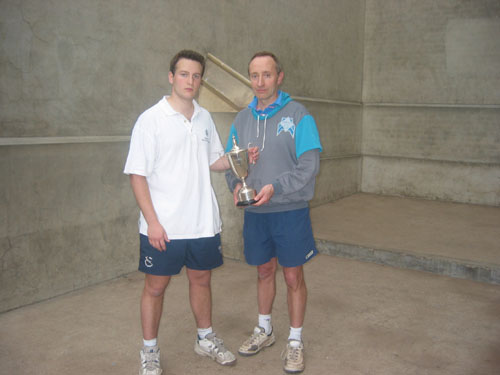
[141,274,171,340]
[257,257,278,315]
[282,265,307,328]
[186,268,212,329]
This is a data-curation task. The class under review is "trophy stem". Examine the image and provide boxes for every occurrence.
[237,177,257,206]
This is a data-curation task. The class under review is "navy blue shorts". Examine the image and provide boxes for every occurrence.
[243,207,318,268]
[138,233,223,276]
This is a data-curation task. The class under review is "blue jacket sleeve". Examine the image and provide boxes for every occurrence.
[295,115,322,159]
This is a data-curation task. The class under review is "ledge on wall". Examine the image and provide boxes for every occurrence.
[198,53,254,113]
[198,53,364,112]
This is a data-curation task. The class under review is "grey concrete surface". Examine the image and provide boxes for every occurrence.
[362,107,500,165]
[361,0,500,206]
[1,0,364,311]
[201,55,254,111]
[363,0,500,104]
[361,104,500,206]
[2,0,499,321]
[312,193,500,284]
[1,254,500,375]
[0,142,139,312]
[0,99,361,312]
[362,155,500,207]
[301,100,363,207]
[2,193,500,373]
[0,0,364,138]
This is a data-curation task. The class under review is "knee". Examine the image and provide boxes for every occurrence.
[144,277,169,298]
[188,270,211,288]
[144,283,166,298]
[283,268,304,291]
[257,262,277,281]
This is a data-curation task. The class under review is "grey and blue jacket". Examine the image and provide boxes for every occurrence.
[225,91,322,213]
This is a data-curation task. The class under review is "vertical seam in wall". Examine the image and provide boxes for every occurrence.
[359,0,368,193]
[360,0,367,104]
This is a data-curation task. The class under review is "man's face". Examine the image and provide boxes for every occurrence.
[248,56,284,107]
[168,58,203,101]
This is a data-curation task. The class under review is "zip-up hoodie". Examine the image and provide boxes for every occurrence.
[225,91,322,213]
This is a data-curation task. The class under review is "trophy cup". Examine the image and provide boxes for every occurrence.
[226,135,257,206]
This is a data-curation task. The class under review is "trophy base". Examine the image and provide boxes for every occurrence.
[237,199,257,207]
[237,186,257,207]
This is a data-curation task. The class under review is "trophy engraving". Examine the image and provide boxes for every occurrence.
[227,135,257,206]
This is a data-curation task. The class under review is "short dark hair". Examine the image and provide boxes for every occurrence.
[248,51,282,75]
[169,50,206,77]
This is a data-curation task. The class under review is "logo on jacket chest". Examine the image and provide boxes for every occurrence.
[276,117,295,138]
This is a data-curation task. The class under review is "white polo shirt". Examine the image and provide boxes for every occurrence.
[124,97,225,239]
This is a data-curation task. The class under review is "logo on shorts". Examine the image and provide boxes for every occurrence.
[305,250,314,260]
[218,245,222,254]
[145,256,154,268]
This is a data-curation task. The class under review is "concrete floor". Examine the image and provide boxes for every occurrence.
[1,194,500,375]
[312,193,500,284]
[311,193,500,265]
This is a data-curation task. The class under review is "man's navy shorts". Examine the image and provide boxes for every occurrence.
[138,233,223,276]
[243,207,318,268]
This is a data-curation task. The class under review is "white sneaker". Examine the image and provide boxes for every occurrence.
[194,332,237,366]
[238,326,276,356]
[139,346,162,375]
[281,340,305,373]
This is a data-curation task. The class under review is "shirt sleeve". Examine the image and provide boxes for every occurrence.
[208,116,225,165]
[123,121,156,177]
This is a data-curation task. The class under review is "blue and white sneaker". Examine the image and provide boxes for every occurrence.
[194,332,236,366]
[139,345,162,375]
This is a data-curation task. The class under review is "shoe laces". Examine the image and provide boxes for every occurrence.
[282,341,303,363]
[244,327,266,346]
[141,349,160,370]
[205,333,228,354]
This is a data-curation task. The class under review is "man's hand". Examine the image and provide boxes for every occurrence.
[252,184,274,206]
[247,146,259,164]
[147,221,170,251]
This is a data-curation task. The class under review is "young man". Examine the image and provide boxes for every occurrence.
[124,50,257,375]
[225,51,322,374]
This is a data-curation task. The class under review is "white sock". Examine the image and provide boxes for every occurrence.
[258,314,272,334]
[197,326,213,339]
[288,326,303,342]
[143,338,157,347]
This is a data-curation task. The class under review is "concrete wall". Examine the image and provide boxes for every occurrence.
[304,101,362,206]
[0,142,137,311]
[0,0,365,311]
[362,0,500,205]
[4,0,499,313]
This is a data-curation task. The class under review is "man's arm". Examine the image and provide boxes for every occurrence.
[210,147,259,171]
[252,149,320,206]
[210,155,230,171]
[271,149,320,196]
[129,174,169,251]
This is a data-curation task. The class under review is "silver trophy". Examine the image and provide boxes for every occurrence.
[226,135,257,206]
